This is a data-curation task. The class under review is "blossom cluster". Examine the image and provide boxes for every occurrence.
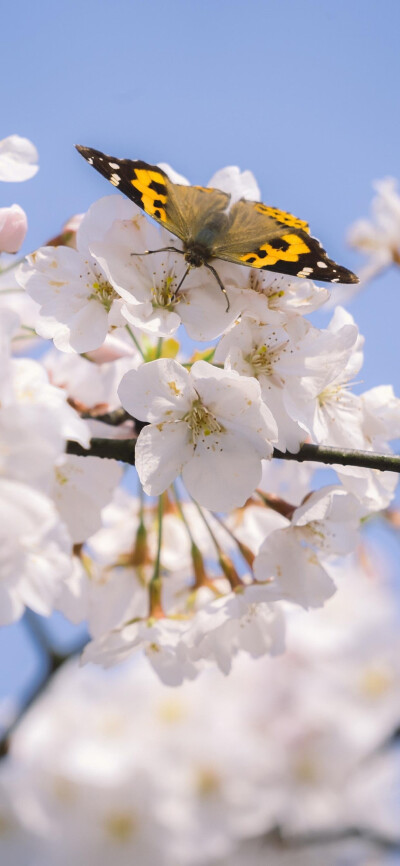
[1,551,399,865]
[1,141,400,685]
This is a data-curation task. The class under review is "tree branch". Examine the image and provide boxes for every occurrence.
[273,443,400,473]
[0,612,87,758]
[67,437,137,463]
[66,437,400,474]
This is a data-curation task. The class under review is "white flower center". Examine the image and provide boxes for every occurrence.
[89,277,117,312]
[151,273,178,308]
[247,271,286,304]
[318,380,349,406]
[246,338,289,377]
[183,399,223,442]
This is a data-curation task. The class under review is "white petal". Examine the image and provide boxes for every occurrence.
[157,162,190,185]
[76,194,138,258]
[118,359,196,422]
[208,166,261,203]
[254,528,336,609]
[53,456,123,543]
[136,422,193,494]
[182,428,264,511]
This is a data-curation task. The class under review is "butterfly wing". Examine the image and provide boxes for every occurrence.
[76,146,230,246]
[212,198,359,284]
[76,148,358,284]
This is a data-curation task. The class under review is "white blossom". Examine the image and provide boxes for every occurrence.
[119,359,277,511]
[52,456,123,544]
[0,479,72,625]
[253,487,363,608]
[17,197,137,353]
[348,176,400,283]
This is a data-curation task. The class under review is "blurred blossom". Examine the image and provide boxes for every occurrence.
[0,205,27,254]
[1,551,399,863]
[45,212,84,249]
[348,177,400,284]
[0,135,38,183]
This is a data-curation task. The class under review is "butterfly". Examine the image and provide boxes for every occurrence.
[76,145,358,304]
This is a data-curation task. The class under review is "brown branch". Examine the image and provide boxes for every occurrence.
[0,612,87,758]
[273,443,400,473]
[66,437,400,474]
[66,437,136,463]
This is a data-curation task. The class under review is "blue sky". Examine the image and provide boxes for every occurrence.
[1,0,400,705]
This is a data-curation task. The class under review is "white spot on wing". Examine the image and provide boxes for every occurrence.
[108,162,120,169]
[297,266,313,277]
[110,174,120,186]
[317,261,328,268]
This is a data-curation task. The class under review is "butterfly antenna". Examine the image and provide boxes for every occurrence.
[130,247,184,257]
[205,263,230,312]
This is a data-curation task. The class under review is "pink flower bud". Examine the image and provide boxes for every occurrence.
[0,204,27,253]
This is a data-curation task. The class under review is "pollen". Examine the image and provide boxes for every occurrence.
[183,399,223,443]
[104,811,138,842]
[89,278,118,312]
[167,380,181,396]
[360,666,391,697]
[151,274,177,308]
[246,338,289,377]
[196,766,221,797]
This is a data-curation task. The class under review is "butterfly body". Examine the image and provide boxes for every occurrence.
[76,145,358,286]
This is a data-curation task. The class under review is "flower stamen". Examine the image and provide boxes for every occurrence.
[183,399,223,442]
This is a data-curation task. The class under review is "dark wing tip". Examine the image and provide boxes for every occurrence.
[75,144,95,158]
[335,266,359,284]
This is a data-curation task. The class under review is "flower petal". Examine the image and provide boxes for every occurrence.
[118,359,196,422]
[136,422,193,494]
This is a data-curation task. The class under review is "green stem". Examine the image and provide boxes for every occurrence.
[148,496,164,617]
[125,324,146,360]
[189,497,220,551]
[152,495,164,583]
[155,337,163,359]
[172,483,196,544]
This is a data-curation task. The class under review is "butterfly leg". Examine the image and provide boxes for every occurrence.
[174,266,192,295]
[130,247,185,257]
[204,263,230,312]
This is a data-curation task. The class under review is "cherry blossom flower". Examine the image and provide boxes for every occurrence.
[0,205,27,253]
[214,315,314,451]
[17,196,137,353]
[185,586,285,674]
[56,490,231,640]
[253,487,363,608]
[91,212,245,341]
[0,265,41,352]
[0,135,38,182]
[82,617,199,685]
[0,479,72,625]
[283,307,365,448]
[118,358,277,511]
[348,177,400,283]
[3,550,400,861]
[52,455,123,544]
